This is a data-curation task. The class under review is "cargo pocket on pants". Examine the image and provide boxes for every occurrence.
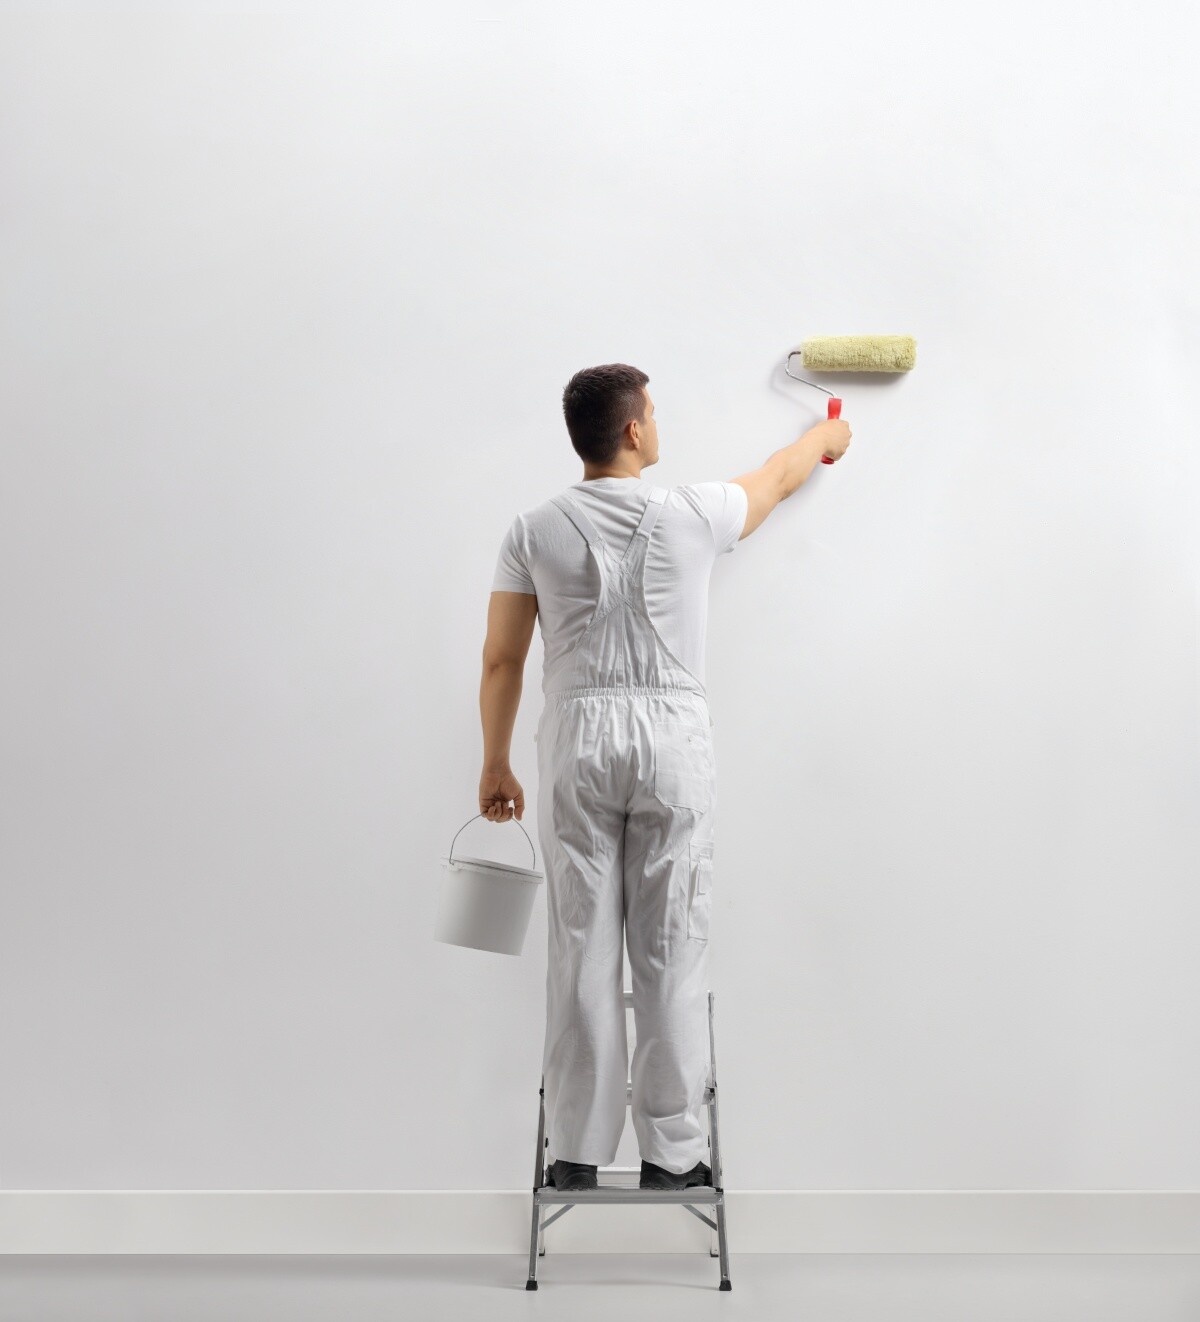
[652,718,713,813]
[687,838,714,942]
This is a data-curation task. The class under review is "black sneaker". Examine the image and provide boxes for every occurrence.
[639,1158,712,1190]
[547,1158,598,1191]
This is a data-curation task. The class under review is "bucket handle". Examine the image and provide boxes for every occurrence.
[448,813,538,869]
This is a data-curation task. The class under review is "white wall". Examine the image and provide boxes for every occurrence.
[1,0,1196,1198]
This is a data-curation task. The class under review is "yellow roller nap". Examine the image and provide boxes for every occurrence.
[795,334,916,372]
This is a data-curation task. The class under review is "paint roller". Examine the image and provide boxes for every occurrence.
[785,334,917,463]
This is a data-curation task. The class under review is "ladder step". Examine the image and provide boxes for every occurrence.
[537,1186,722,1205]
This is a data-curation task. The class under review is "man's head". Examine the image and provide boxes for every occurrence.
[561,363,659,478]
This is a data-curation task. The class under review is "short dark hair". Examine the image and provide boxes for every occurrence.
[561,363,650,466]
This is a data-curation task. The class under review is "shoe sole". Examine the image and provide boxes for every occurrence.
[639,1167,712,1191]
[639,1181,711,1190]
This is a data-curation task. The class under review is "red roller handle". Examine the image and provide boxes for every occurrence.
[819,396,842,464]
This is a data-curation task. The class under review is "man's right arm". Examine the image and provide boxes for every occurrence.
[729,428,829,539]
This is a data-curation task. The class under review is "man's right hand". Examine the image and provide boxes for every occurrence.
[812,418,852,463]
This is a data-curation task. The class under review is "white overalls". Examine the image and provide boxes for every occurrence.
[535,484,718,1175]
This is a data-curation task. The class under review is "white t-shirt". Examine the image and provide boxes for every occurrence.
[491,475,748,691]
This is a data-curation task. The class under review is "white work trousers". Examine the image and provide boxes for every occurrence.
[534,485,719,1176]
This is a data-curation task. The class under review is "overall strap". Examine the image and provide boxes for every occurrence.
[637,486,667,534]
[618,486,667,565]
[549,493,604,552]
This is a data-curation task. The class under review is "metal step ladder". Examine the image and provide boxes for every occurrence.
[525,987,732,1291]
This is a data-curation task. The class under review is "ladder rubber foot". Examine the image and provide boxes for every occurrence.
[526,1280,538,1290]
[720,1279,732,1291]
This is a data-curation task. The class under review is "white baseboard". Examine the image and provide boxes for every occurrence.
[2,1191,1198,1255]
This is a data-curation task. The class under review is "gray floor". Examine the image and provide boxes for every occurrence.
[1,1254,1199,1321]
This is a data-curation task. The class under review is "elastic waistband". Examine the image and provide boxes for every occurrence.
[546,684,707,703]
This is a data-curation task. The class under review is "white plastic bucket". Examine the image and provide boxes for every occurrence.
[435,813,543,956]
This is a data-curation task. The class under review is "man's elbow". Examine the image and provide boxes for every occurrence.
[482,647,524,672]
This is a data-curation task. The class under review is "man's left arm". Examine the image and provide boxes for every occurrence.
[479,590,538,822]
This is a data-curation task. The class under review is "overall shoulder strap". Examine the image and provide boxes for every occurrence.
[615,486,667,566]
[638,485,667,532]
[549,492,604,551]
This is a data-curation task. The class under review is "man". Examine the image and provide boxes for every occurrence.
[478,363,850,1193]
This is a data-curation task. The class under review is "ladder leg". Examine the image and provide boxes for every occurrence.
[706,990,732,1290]
[526,1203,541,1289]
[709,1132,718,1257]
[715,1197,732,1289]
[526,1076,548,1290]
[538,1139,548,1258]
